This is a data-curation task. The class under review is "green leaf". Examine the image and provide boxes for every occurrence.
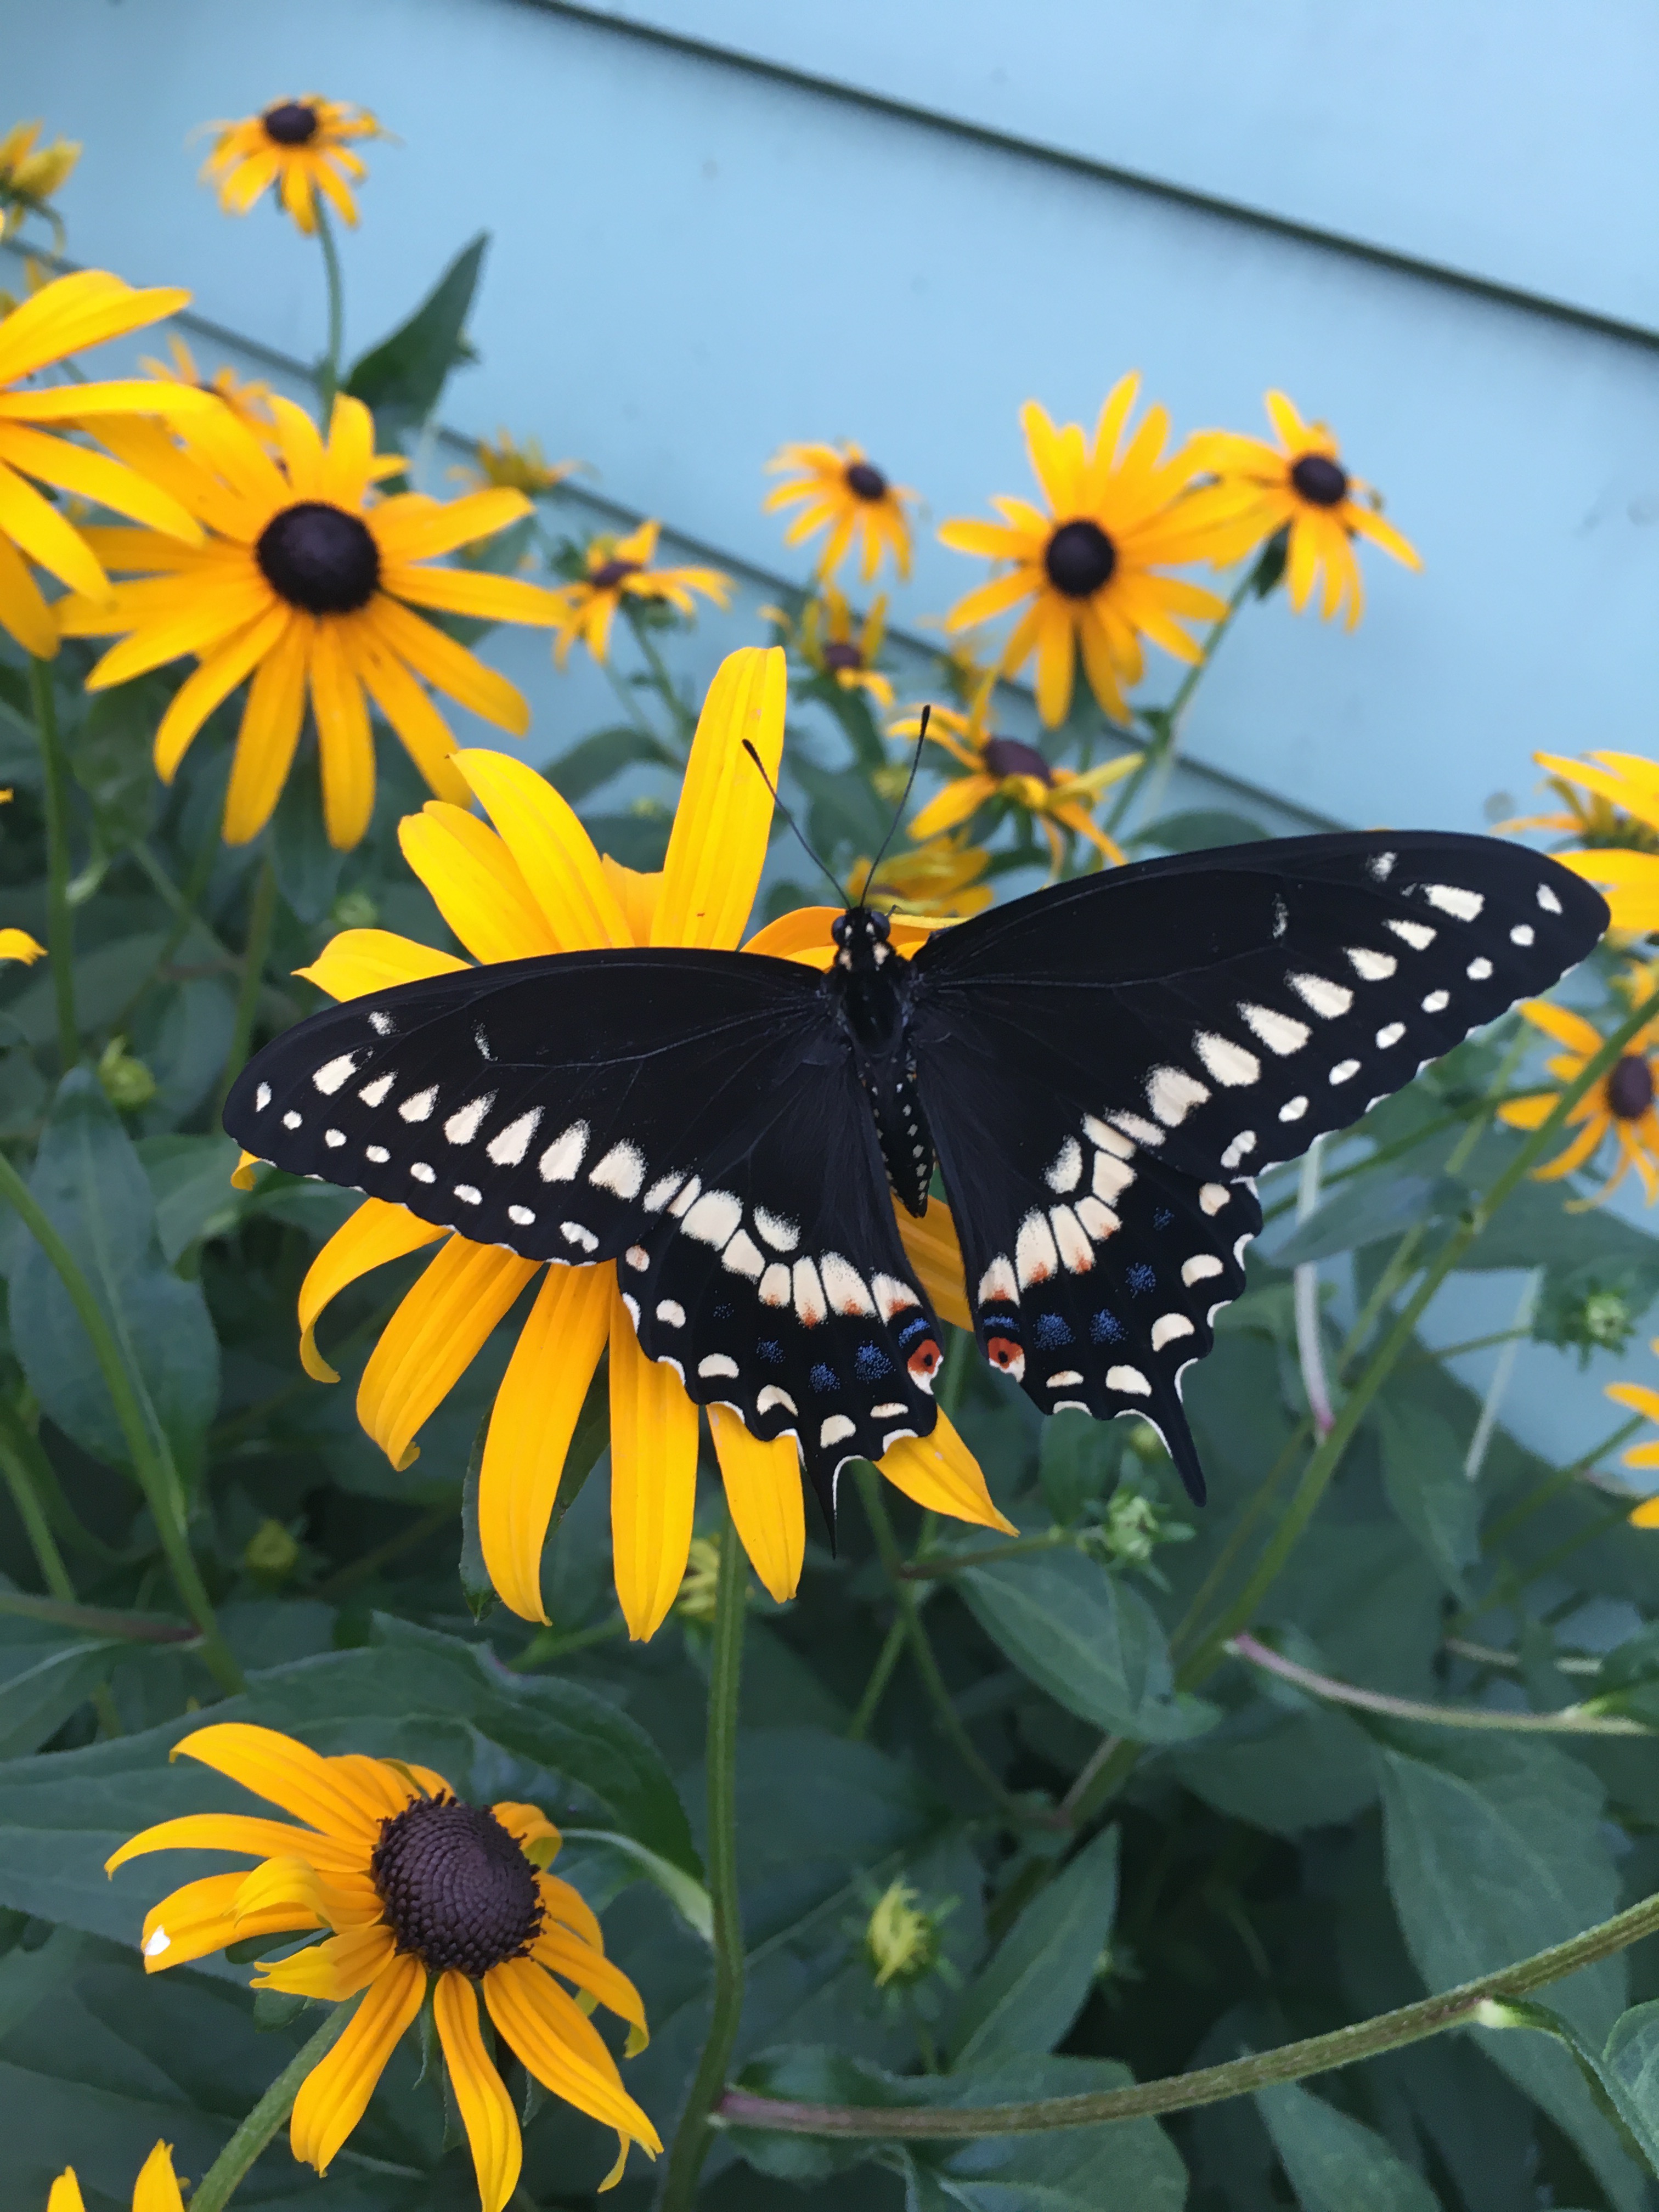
[137,1132,245,1262]
[1273,1173,1457,1266]
[1254,2076,1440,2210]
[137,975,236,1131]
[546,724,675,805]
[5,1070,219,1482]
[458,1411,494,1622]
[1131,808,1271,853]
[65,682,161,858]
[7,934,168,1051]
[345,232,488,445]
[1378,1400,1481,1594]
[1374,1726,1643,2209]
[957,1548,1217,1743]
[0,1598,121,1757]
[1602,2002,1659,2171]
[1038,1408,1119,1525]
[947,1826,1118,2068]
[272,753,345,923]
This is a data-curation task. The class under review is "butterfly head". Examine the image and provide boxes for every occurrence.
[832,906,893,970]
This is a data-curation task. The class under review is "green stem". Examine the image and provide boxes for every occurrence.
[660,1508,748,2212]
[716,1884,1659,2140]
[314,202,346,414]
[901,1529,1073,1579]
[0,1584,194,1643]
[190,2000,358,2212]
[625,603,696,747]
[1228,1632,1647,1735]
[28,657,77,1067]
[0,1400,125,1731]
[219,854,278,1106]
[1479,1416,1644,1551]
[1167,1420,1311,1663]
[0,1149,243,1693]
[846,1617,905,1741]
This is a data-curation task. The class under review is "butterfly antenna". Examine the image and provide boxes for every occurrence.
[861,704,930,903]
[742,740,851,909]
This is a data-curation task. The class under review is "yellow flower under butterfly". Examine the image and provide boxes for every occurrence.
[1184,390,1420,629]
[848,828,993,921]
[54,392,565,850]
[106,1723,657,2207]
[549,519,730,669]
[1520,751,1659,934]
[1499,991,1659,1205]
[272,647,1007,1640]
[891,680,1139,873]
[939,377,1228,727]
[200,96,382,234]
[47,2140,182,2212]
[764,439,917,584]
[0,266,218,660]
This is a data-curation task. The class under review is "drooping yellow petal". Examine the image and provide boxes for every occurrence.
[608,1286,700,1640]
[909,773,996,842]
[538,1869,606,1951]
[296,927,469,1005]
[879,1409,1016,1532]
[151,601,292,783]
[481,1263,612,1622]
[398,799,562,967]
[492,1801,563,1865]
[174,1722,392,1839]
[223,611,310,845]
[298,1199,449,1383]
[1554,847,1659,933]
[357,1237,539,1471]
[351,624,472,807]
[309,617,377,850]
[47,2166,86,2212]
[894,1198,972,1331]
[435,1970,524,2212]
[455,750,633,952]
[1628,1491,1659,1520]
[651,645,786,951]
[233,1852,383,1930]
[0,528,58,656]
[139,1871,321,1973]
[252,1918,396,2000]
[132,2139,187,2212]
[1607,1381,1659,1422]
[1515,997,1603,1057]
[483,1956,662,2152]
[290,1950,426,2175]
[532,1921,651,2051]
[0,928,44,965]
[709,1403,804,1604]
[105,1812,363,1878]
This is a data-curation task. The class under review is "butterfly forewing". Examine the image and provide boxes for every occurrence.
[909,831,1607,1498]
[224,948,945,1506]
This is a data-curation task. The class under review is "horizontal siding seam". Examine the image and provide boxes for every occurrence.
[522,0,1659,353]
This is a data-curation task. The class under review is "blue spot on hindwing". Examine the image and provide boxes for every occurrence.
[854,1342,893,1380]
[1091,1310,1126,1344]
[809,1363,840,1395]
[1032,1312,1074,1348]
[758,1339,784,1366]
[1153,1206,1174,1230]
[1126,1262,1156,1296]
[897,1314,930,1346]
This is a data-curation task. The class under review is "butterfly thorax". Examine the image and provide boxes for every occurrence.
[828,907,935,1217]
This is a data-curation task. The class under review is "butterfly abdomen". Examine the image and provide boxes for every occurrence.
[828,909,937,1216]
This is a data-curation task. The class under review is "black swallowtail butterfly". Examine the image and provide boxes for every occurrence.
[225,831,1606,1515]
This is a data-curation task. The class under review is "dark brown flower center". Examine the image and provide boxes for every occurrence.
[1043,520,1116,599]
[371,1796,543,1976]
[263,102,320,148]
[256,501,380,615]
[1607,1054,1655,1121]
[1289,453,1349,508]
[982,735,1054,786]
[845,460,888,502]
[589,557,641,590]
[821,640,864,674]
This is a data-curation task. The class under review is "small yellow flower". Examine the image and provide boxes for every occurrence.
[764,439,917,584]
[453,429,580,498]
[1184,391,1421,629]
[799,587,893,707]
[939,377,1228,727]
[0,120,79,242]
[106,1723,658,2206]
[864,1879,952,1989]
[549,520,730,669]
[891,680,1139,873]
[0,928,44,964]
[47,2140,182,2212]
[140,334,276,442]
[1519,751,1659,934]
[848,827,992,920]
[1499,995,1659,1205]
[55,392,567,850]
[200,96,382,234]
[276,648,1009,1640]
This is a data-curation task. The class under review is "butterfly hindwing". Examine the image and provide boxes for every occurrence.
[225,949,944,1504]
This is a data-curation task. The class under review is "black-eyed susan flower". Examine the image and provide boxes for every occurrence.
[200,97,382,234]
[891,680,1139,872]
[106,1723,658,2205]
[549,520,730,669]
[764,439,917,583]
[140,333,276,442]
[0,267,218,659]
[1185,391,1420,629]
[939,377,1229,727]
[848,827,992,920]
[453,429,580,499]
[1520,751,1659,933]
[1499,991,1659,1204]
[798,587,893,707]
[54,392,565,850]
[0,120,78,245]
[47,2140,182,2212]
[261,648,1009,1639]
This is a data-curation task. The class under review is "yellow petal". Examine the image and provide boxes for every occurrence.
[480,1263,612,1622]
[532,1921,651,2050]
[709,1403,804,1604]
[47,2168,86,2212]
[456,750,632,951]
[434,1970,523,2212]
[105,1812,364,1878]
[132,2140,186,2212]
[138,1870,320,1973]
[173,1722,391,1839]
[608,1285,699,1640]
[492,1801,563,1866]
[878,1409,1016,1533]
[252,1919,396,2000]
[290,1950,425,2175]
[0,928,44,964]
[397,800,561,967]
[357,1236,539,1471]
[295,927,469,1004]
[483,1957,662,2152]
[309,617,377,850]
[651,646,786,950]
[599,853,658,945]
[743,904,840,966]
[1628,1494,1659,1523]
[1554,847,1659,933]
[909,774,995,842]
[894,1198,972,1331]
[1606,1381,1659,1421]
[1516,997,1604,1057]
[298,1199,448,1384]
